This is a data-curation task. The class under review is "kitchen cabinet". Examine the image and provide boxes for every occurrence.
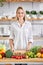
[40,0,43,2]
[5,0,41,2]
[33,0,40,2]
[5,0,33,2]
[16,0,33,2]
[6,0,12,2]
[1,0,42,2]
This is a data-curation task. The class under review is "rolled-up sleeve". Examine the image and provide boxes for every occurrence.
[28,23,33,43]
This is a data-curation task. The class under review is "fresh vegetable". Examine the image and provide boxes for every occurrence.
[26,55,28,59]
[34,55,37,58]
[40,48,43,53]
[11,54,26,59]
[0,44,6,54]
[36,52,41,58]
[1,52,6,57]
[25,51,35,58]
[41,54,43,58]
[30,46,42,54]
[0,54,2,59]
[5,49,13,58]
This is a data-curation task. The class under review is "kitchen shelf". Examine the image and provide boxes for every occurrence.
[0,17,16,21]
[0,37,9,40]
[0,36,43,41]
[0,58,43,64]
[0,18,43,21]
[27,18,43,21]
[33,36,43,41]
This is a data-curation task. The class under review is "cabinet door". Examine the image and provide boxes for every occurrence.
[6,0,12,2]
[16,0,40,2]
[6,0,41,2]
[33,0,40,2]
[40,0,43,2]
[6,0,17,2]
[16,0,33,2]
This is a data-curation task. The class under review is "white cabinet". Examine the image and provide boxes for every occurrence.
[32,24,41,37]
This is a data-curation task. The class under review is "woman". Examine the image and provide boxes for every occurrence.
[9,6,33,65]
[9,6,33,52]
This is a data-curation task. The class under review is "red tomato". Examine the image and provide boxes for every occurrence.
[18,56,21,59]
[20,56,22,59]
[1,52,6,57]
[22,55,26,58]
[11,55,16,58]
[16,56,19,59]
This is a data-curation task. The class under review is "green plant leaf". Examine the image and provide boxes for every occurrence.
[39,11,43,15]
[31,10,37,15]
[26,11,30,14]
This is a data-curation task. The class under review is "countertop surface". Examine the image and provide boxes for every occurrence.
[0,58,43,62]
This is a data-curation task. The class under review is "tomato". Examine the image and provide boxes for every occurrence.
[20,56,22,59]
[40,48,43,54]
[11,54,26,59]
[11,55,16,58]
[1,52,6,57]
[16,56,19,59]
[18,56,21,59]
[22,55,26,58]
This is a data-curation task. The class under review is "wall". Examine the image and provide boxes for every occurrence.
[0,2,33,16]
[0,2,43,17]
[0,2,43,49]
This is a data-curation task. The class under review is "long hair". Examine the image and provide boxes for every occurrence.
[16,7,25,21]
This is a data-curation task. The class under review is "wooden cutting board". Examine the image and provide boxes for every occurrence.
[0,58,43,62]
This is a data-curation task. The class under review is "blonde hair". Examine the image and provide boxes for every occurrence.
[16,7,26,21]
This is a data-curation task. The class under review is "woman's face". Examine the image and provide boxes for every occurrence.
[16,9,25,20]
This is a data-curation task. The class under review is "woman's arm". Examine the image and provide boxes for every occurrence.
[9,39,14,52]
[9,24,15,52]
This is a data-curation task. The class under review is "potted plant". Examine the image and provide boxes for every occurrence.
[39,11,43,15]
[26,11,31,19]
[39,11,43,18]
[30,10,37,18]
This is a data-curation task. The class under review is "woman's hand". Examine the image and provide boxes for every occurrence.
[11,48,14,52]
[26,42,32,51]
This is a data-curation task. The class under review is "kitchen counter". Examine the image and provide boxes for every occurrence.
[0,58,43,64]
